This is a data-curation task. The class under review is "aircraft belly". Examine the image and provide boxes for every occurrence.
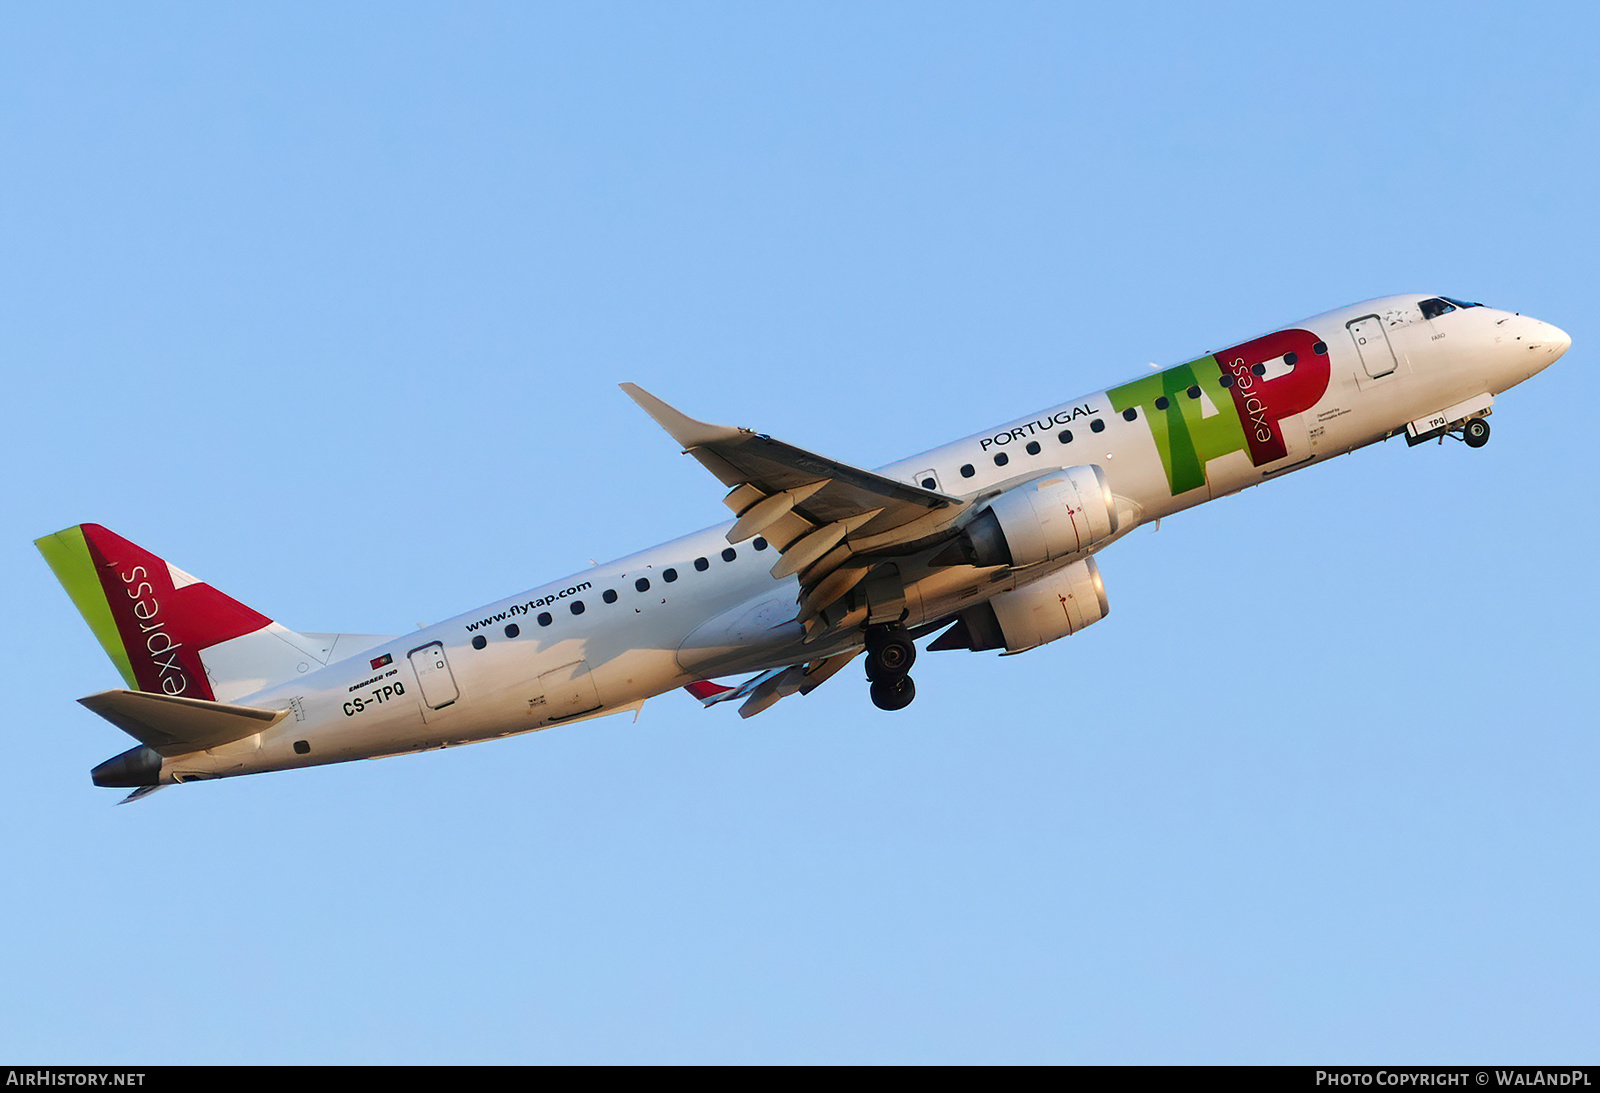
[905,565,1014,630]
[676,587,805,675]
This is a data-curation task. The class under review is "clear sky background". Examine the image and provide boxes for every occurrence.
[3,1,1596,1064]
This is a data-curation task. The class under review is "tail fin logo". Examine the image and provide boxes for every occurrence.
[77,525,272,701]
[115,563,194,695]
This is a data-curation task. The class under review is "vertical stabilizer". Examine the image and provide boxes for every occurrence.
[37,524,288,702]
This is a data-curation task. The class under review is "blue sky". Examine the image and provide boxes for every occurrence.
[4,2,1596,1063]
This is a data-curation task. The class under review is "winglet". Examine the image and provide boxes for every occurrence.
[620,383,745,450]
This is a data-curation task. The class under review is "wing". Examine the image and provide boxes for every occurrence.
[622,384,970,636]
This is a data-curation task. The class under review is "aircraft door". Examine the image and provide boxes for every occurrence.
[408,642,460,710]
[913,468,942,492]
[1347,315,1398,379]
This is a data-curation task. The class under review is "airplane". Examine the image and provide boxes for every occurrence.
[37,293,1570,800]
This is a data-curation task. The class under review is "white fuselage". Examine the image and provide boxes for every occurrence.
[158,295,1570,784]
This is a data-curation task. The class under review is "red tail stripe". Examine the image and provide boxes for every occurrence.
[81,524,271,701]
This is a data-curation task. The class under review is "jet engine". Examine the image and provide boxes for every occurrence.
[934,466,1119,569]
[929,556,1109,654]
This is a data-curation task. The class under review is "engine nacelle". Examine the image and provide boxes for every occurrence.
[929,556,1110,654]
[938,466,1119,569]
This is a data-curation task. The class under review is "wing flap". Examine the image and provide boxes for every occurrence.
[728,481,829,543]
[79,689,287,757]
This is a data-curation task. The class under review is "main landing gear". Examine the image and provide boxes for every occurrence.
[865,623,917,712]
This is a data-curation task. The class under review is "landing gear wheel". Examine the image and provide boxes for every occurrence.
[870,674,916,711]
[1463,418,1491,448]
[865,625,916,679]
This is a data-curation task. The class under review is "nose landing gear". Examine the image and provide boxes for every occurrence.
[865,624,918,711]
[1406,406,1495,448]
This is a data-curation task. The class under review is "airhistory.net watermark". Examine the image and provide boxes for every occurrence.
[5,1073,145,1087]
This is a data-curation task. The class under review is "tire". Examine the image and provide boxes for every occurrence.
[869,674,916,711]
[1464,418,1491,448]
[865,628,916,678]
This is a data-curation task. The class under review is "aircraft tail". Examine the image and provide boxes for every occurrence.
[36,523,389,704]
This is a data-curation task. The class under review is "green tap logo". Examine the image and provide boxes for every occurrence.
[1108,329,1332,496]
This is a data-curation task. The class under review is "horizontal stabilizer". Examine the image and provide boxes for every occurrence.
[79,689,287,757]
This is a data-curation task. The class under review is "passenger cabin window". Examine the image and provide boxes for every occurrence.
[1420,298,1457,320]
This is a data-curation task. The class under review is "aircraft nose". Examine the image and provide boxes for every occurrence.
[1544,323,1573,360]
[1517,315,1570,366]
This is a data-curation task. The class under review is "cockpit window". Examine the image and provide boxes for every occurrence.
[1440,296,1483,309]
[1419,298,1457,320]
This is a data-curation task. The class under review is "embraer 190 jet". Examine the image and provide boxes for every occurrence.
[38,294,1570,800]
